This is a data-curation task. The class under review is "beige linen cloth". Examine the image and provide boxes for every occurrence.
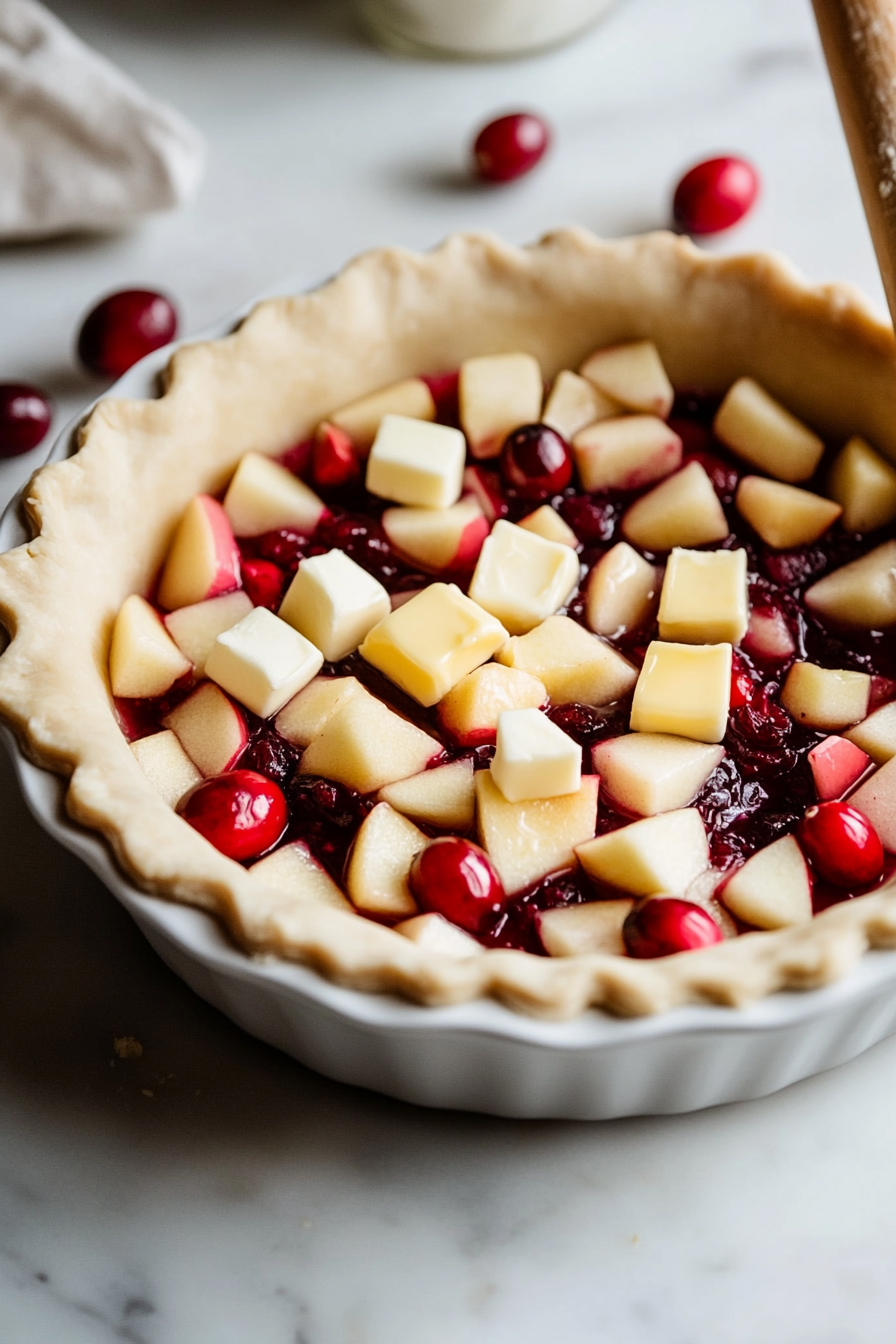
[0,0,205,239]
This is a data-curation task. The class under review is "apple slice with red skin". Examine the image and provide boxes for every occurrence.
[157,494,242,611]
[438,663,547,746]
[130,730,202,808]
[741,606,795,664]
[164,589,253,675]
[808,735,872,802]
[313,422,359,489]
[110,594,193,698]
[162,682,249,778]
[381,496,489,574]
[462,465,507,523]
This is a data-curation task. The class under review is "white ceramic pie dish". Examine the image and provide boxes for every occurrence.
[7,268,896,1120]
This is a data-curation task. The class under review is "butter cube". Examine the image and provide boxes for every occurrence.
[278,548,390,662]
[366,414,465,509]
[491,708,582,802]
[206,607,323,718]
[630,641,732,744]
[360,582,508,707]
[658,548,749,645]
[468,520,580,635]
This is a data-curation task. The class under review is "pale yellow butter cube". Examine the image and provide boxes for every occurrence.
[468,520,580,635]
[366,414,465,509]
[630,641,732,744]
[780,661,870,731]
[206,607,323,718]
[360,582,508,707]
[278,548,390,662]
[658,548,749,645]
[490,708,581,802]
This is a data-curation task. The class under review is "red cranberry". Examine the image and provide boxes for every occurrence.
[241,558,284,610]
[77,289,178,378]
[729,654,755,709]
[798,802,884,889]
[623,897,723,958]
[870,675,896,710]
[279,439,313,478]
[256,528,309,569]
[313,423,359,489]
[409,837,505,935]
[672,156,760,236]
[560,495,617,543]
[500,423,571,500]
[473,113,550,183]
[423,370,460,423]
[0,383,52,457]
[177,769,288,862]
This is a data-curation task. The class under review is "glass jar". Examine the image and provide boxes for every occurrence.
[354,0,618,59]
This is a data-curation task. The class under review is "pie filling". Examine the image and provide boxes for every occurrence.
[110,341,896,962]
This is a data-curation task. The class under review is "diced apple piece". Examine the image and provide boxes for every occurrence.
[360,583,508,707]
[110,594,193,698]
[438,663,547,746]
[592,734,724,816]
[222,452,326,538]
[828,436,896,534]
[275,675,369,748]
[394,913,485,957]
[249,840,353,912]
[327,378,436,455]
[848,756,896,851]
[491,708,581,802]
[206,607,323,719]
[475,771,599,894]
[517,505,579,548]
[162,682,248,777]
[720,836,813,929]
[459,352,543,460]
[366,415,466,509]
[622,462,729,552]
[808,735,872,801]
[130,730,202,808]
[741,607,796,663]
[462,465,508,523]
[157,494,242,612]
[630,641,732,744]
[542,369,621,440]
[539,899,633,957]
[804,541,896,629]
[278,549,390,662]
[658,548,748,645]
[735,476,841,549]
[496,614,638,707]
[382,497,489,572]
[575,808,709,897]
[378,758,475,831]
[584,542,658,638]
[300,694,441,793]
[713,377,824,483]
[164,589,253,677]
[345,802,425,918]
[845,701,896,765]
[468,519,580,636]
[572,415,682,492]
[780,661,870,731]
[579,339,674,418]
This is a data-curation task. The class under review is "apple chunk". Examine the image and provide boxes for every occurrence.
[275,675,369,748]
[741,607,795,663]
[622,461,729,552]
[572,415,682,492]
[539,899,633,957]
[157,494,242,612]
[713,377,824,483]
[846,701,896,765]
[542,369,620,440]
[130,730,202,808]
[579,339,674,418]
[808,735,872,801]
[110,594,192,698]
[517,505,579,548]
[585,542,658,638]
[327,377,436,455]
[735,476,841,549]
[459,352,543,460]
[438,663,547,746]
[720,836,813,929]
[223,452,326,537]
[394,913,485,957]
[249,840,353,913]
[162,682,249,777]
[575,808,709,897]
[299,694,441,793]
[780,661,870,731]
[378,758,475,831]
[475,771,599,894]
[345,802,425,918]
[848,756,896,851]
[592,734,724,816]
[381,497,489,573]
[496,614,638,708]
[804,541,896,629]
[164,589,253,677]
[828,436,896,534]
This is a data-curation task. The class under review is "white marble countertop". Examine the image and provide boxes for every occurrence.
[3,1,896,1340]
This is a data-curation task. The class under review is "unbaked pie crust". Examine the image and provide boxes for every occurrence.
[3,227,896,1019]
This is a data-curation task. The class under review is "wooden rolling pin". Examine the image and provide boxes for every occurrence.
[813,0,896,322]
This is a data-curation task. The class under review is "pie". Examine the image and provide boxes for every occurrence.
[3,228,896,1020]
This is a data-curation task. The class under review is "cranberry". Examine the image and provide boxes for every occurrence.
[623,897,723,958]
[313,423,359,489]
[500,423,571,500]
[77,289,178,378]
[409,837,505,935]
[423,370,460,424]
[547,703,626,747]
[672,156,760,236]
[240,732,302,789]
[256,528,309,569]
[279,439,313,479]
[560,495,617,543]
[177,770,288,862]
[473,112,550,184]
[241,558,284,610]
[798,802,884,889]
[0,383,52,457]
[729,653,755,709]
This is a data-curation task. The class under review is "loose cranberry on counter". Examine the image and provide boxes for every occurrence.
[0,383,52,457]
[500,423,572,500]
[798,801,884,889]
[672,156,760,236]
[473,112,550,183]
[409,836,505,935]
[241,558,285,610]
[623,897,724,958]
[77,289,178,378]
[177,769,288,862]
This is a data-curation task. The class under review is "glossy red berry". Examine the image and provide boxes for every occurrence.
[313,423,359,489]
[241,558,284,611]
[409,836,505,935]
[623,897,723,959]
[178,769,288,862]
[0,383,52,457]
[473,113,550,183]
[77,288,178,378]
[501,423,571,500]
[798,801,884,889]
[673,156,759,236]
[729,653,754,710]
